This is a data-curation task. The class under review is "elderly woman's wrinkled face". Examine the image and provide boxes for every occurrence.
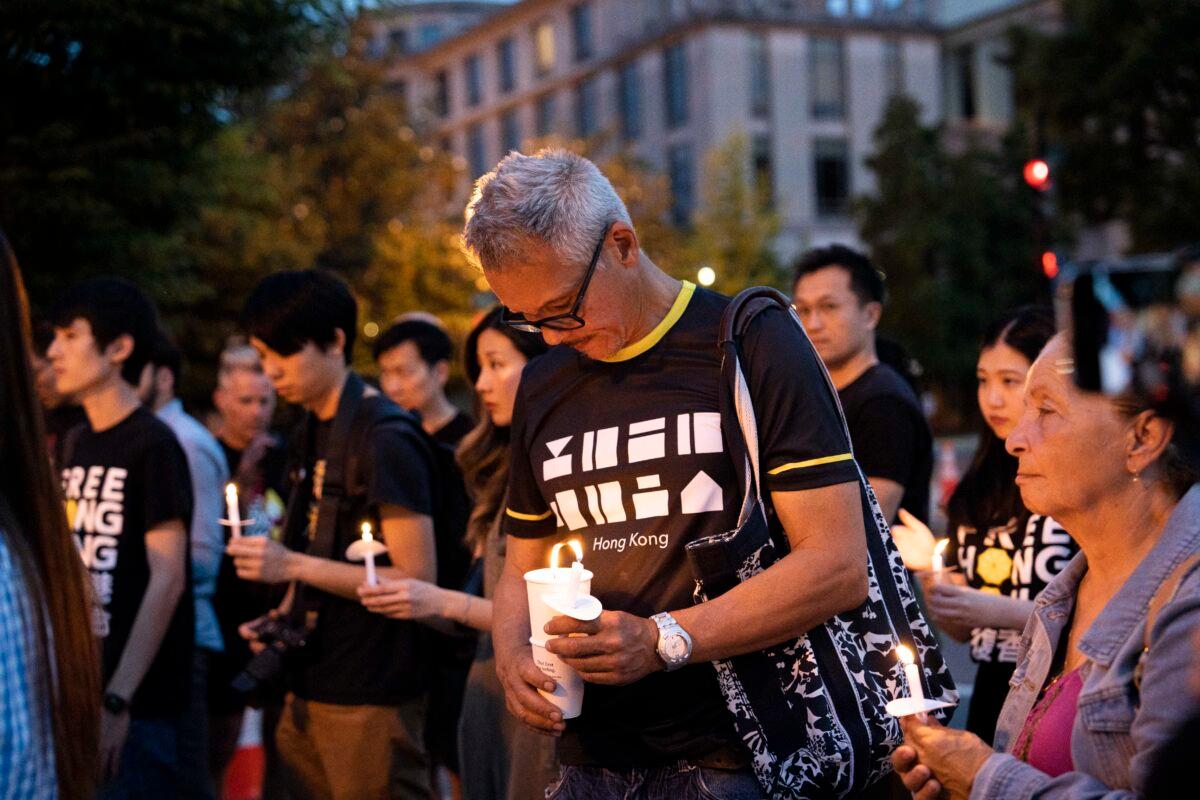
[1005,335,1132,519]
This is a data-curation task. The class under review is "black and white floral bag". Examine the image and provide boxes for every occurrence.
[684,287,957,799]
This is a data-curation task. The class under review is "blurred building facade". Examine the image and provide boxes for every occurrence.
[372,0,1055,256]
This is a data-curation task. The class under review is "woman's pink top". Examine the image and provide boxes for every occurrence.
[1013,667,1084,778]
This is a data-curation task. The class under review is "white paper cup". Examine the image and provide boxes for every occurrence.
[529,637,585,719]
[524,567,593,641]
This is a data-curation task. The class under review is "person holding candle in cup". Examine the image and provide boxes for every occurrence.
[893,331,1200,800]
[461,150,954,800]
[360,306,558,800]
[894,307,1078,744]
[229,270,440,799]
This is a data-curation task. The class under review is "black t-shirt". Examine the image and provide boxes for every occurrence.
[838,363,933,522]
[286,391,436,706]
[504,282,860,767]
[432,410,475,448]
[952,514,1077,664]
[60,406,194,717]
[45,403,88,470]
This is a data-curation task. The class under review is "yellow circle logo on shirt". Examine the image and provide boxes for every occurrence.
[65,499,77,528]
[976,547,1013,586]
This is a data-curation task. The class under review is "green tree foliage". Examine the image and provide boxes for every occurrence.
[682,133,782,294]
[857,98,1041,423]
[0,0,318,305]
[1012,0,1200,250]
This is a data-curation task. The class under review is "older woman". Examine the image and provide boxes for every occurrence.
[894,332,1200,799]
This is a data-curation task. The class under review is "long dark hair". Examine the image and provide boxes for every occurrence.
[457,307,549,553]
[0,232,100,794]
[946,306,1056,533]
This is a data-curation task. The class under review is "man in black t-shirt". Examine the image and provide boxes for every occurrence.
[373,317,475,445]
[229,271,439,799]
[459,151,876,799]
[792,245,934,523]
[48,278,194,796]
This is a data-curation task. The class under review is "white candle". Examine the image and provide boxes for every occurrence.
[931,538,950,581]
[566,560,583,603]
[897,644,925,705]
[225,483,242,537]
[361,522,378,586]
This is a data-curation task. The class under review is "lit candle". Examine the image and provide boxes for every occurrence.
[361,522,378,586]
[931,538,950,581]
[897,644,925,707]
[225,483,242,537]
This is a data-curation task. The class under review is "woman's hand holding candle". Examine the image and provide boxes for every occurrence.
[227,535,293,583]
[894,715,993,800]
[358,577,446,619]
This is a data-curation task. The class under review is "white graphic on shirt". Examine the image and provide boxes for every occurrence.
[534,413,726,532]
[62,465,128,637]
[627,418,666,463]
[543,436,574,481]
[633,474,670,519]
[680,470,724,514]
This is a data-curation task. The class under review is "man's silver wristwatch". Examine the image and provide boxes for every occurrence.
[651,612,693,671]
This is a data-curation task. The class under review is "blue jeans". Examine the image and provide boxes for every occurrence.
[546,763,767,800]
[96,716,181,799]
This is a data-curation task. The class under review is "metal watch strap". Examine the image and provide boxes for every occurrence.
[651,611,693,671]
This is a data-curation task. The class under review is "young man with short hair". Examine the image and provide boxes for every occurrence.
[792,245,934,523]
[229,270,439,799]
[139,330,230,800]
[372,318,474,445]
[48,277,194,796]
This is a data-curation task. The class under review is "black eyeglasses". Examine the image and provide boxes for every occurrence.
[501,222,611,334]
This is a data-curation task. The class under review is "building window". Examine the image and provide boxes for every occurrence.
[468,123,487,178]
[668,143,694,227]
[536,92,556,137]
[954,45,976,120]
[419,23,443,50]
[388,28,409,55]
[810,36,845,120]
[434,70,450,117]
[617,61,642,141]
[498,37,517,94]
[501,109,521,154]
[571,3,594,62]
[749,32,770,119]
[883,39,904,98]
[465,54,482,107]
[534,21,556,76]
[813,138,850,216]
[752,134,773,208]
[664,43,688,128]
[575,77,598,137]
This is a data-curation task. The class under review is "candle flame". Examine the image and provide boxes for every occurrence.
[361,521,373,542]
[896,644,914,665]
[550,539,586,570]
[933,539,950,558]
[225,483,238,501]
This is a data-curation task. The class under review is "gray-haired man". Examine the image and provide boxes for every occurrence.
[464,150,872,799]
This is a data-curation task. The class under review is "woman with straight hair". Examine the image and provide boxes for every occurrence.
[898,307,1078,744]
[360,306,556,799]
[0,230,101,797]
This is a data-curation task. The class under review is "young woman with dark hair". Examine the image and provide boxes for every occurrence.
[359,306,555,799]
[0,230,100,797]
[901,307,1077,743]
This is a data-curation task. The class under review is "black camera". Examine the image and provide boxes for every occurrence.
[231,615,308,698]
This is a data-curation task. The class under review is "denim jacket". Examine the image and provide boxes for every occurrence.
[970,484,1200,800]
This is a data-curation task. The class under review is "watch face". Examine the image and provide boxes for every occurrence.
[663,633,688,661]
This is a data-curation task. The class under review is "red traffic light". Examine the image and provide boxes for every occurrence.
[1024,159,1051,191]
[1041,251,1059,279]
